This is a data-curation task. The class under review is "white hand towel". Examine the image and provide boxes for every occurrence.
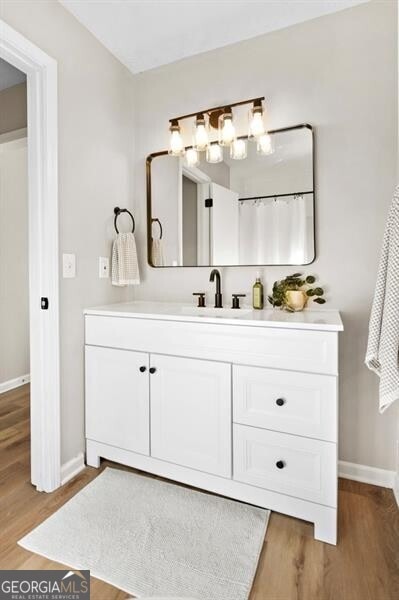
[365,185,399,412]
[112,232,140,286]
[152,238,165,267]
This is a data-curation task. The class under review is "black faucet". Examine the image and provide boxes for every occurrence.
[209,269,223,308]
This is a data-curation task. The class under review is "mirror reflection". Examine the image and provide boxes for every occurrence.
[148,125,314,267]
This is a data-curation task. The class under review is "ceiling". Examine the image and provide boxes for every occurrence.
[59,0,368,74]
[0,58,26,92]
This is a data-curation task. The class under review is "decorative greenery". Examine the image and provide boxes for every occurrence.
[268,273,326,311]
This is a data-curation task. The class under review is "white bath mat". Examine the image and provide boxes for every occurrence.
[19,468,269,599]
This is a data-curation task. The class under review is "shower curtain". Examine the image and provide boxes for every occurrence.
[239,195,308,264]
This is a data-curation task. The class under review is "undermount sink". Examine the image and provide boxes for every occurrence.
[181,306,253,318]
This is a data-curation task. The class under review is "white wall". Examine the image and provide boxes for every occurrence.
[133,1,398,471]
[0,0,135,464]
[0,137,29,384]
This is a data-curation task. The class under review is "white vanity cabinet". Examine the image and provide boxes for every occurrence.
[84,302,343,545]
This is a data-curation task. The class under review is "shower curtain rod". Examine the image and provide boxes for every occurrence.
[239,191,313,202]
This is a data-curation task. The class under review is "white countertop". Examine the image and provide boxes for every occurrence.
[84,301,343,332]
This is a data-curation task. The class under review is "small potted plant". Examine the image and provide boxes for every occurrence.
[268,273,326,312]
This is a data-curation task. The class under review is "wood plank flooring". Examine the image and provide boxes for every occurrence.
[0,384,398,600]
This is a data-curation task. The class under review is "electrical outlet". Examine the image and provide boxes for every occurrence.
[62,253,76,278]
[99,256,109,278]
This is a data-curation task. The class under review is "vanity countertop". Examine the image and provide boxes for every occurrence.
[84,301,343,332]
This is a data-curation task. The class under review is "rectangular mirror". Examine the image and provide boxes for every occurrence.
[147,124,314,267]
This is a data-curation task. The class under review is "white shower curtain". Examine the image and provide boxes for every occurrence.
[239,196,308,264]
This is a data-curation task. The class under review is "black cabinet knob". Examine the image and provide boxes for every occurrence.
[139,366,147,373]
[149,367,156,374]
[276,398,285,406]
[276,460,285,469]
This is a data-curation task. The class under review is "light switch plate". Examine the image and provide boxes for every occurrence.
[62,253,76,278]
[99,256,110,278]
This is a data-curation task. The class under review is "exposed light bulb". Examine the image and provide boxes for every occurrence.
[185,147,199,167]
[193,113,209,151]
[218,109,236,146]
[257,133,274,156]
[206,142,223,164]
[168,120,185,156]
[230,138,247,160]
[248,100,266,140]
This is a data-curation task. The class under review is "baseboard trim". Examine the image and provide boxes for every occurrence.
[61,453,85,485]
[339,460,395,489]
[0,374,30,394]
[60,454,397,499]
[393,474,399,507]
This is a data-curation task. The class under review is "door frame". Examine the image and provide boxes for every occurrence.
[182,165,211,264]
[0,20,60,491]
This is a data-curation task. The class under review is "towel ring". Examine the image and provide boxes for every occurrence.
[151,218,163,240]
[114,207,135,234]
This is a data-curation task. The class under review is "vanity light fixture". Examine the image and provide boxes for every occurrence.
[168,120,185,156]
[168,96,268,163]
[206,142,223,163]
[230,138,247,160]
[248,99,266,140]
[193,113,209,151]
[185,147,200,167]
[218,107,236,147]
[257,132,274,156]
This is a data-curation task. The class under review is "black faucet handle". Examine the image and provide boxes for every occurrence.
[193,292,206,307]
[232,294,246,309]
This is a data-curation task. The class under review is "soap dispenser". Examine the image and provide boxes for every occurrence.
[252,273,264,310]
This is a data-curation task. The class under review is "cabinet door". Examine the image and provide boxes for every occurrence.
[150,354,231,477]
[85,345,149,455]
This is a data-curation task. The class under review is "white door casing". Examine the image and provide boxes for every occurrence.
[0,20,60,491]
[211,182,239,265]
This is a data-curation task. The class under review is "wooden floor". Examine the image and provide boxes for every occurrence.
[1,384,398,600]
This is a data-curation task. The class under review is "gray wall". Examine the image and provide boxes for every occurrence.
[0,0,135,464]
[0,137,29,384]
[132,1,398,471]
[0,82,27,134]
[0,74,28,387]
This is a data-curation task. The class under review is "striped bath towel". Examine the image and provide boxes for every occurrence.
[111,232,140,286]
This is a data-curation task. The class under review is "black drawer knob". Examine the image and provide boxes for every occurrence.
[149,367,156,374]
[276,398,285,407]
[276,460,285,469]
[139,366,147,373]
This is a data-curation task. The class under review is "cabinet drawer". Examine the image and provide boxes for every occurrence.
[233,424,337,506]
[233,366,337,441]
[85,315,338,374]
